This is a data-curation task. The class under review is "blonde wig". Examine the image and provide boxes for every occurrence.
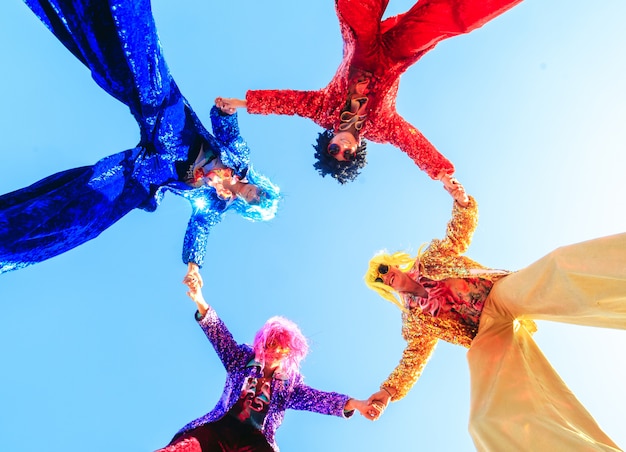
[364,249,423,311]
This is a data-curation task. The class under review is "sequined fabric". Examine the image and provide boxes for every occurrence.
[156,437,202,452]
[172,308,353,452]
[246,0,522,179]
[383,197,518,400]
[0,0,257,273]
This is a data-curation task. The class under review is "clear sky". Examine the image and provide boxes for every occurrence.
[1,1,625,451]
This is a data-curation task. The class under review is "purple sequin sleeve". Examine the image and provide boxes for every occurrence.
[287,376,353,419]
[197,307,249,373]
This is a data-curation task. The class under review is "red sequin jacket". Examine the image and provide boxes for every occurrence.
[246,0,522,179]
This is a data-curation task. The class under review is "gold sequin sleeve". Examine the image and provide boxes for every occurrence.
[421,196,488,279]
[382,312,439,401]
[435,196,478,255]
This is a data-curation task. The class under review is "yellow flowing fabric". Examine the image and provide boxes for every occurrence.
[468,233,626,451]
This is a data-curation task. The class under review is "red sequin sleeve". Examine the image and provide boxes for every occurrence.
[385,112,455,179]
[245,89,325,121]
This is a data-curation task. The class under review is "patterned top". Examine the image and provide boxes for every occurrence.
[382,197,514,400]
[174,308,353,452]
[229,371,273,429]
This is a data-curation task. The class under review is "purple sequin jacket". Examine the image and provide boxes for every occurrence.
[174,307,353,451]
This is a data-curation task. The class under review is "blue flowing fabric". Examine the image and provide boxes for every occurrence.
[0,0,254,273]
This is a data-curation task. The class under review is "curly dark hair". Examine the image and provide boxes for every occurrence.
[312,130,367,184]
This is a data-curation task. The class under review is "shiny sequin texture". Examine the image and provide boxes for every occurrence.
[0,0,269,273]
[382,197,535,400]
[170,309,353,452]
[246,0,523,179]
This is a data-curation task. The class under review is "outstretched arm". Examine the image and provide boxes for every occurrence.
[181,200,226,268]
[385,113,455,181]
[376,322,439,403]
[245,89,326,121]
[182,277,248,372]
[433,193,479,256]
[287,378,373,420]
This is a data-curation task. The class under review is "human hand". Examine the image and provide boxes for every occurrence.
[364,388,393,420]
[183,262,203,288]
[346,399,379,421]
[215,97,247,115]
[183,264,208,316]
[441,174,469,207]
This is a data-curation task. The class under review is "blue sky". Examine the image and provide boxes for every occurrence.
[1,1,625,451]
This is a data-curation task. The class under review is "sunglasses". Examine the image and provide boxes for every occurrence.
[374,264,389,283]
[327,143,356,161]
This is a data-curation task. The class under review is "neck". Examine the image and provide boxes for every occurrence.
[263,365,277,378]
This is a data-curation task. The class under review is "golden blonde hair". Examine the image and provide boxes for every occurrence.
[364,250,421,311]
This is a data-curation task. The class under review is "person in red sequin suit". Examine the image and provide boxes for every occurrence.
[219,0,522,183]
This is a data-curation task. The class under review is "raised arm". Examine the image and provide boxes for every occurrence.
[431,194,478,257]
[183,278,247,372]
[181,198,226,268]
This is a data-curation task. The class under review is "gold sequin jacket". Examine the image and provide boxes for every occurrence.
[384,196,511,400]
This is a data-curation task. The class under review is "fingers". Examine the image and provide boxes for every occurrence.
[366,400,385,421]
[214,97,235,115]
[183,273,203,290]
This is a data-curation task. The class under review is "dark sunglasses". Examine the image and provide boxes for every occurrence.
[374,264,389,283]
[327,143,356,161]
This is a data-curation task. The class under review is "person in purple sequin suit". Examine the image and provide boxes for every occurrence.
[155,277,372,452]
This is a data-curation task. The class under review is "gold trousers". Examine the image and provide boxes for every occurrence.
[468,233,626,451]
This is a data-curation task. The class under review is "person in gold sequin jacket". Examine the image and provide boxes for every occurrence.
[363,182,626,451]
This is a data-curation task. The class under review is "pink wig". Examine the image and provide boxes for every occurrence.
[253,316,309,378]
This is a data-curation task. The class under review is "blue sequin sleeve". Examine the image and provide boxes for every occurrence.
[181,198,226,266]
[210,106,242,144]
[209,106,250,175]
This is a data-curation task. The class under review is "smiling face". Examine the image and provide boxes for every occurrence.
[375,264,427,296]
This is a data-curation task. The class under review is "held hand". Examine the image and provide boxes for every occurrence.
[183,263,203,288]
[364,388,393,420]
[346,399,378,421]
[182,264,209,316]
[440,174,469,207]
[214,97,247,115]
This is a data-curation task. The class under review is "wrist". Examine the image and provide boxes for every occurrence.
[381,386,395,400]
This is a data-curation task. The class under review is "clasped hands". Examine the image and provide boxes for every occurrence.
[215,97,247,115]
[439,172,469,207]
[349,388,392,421]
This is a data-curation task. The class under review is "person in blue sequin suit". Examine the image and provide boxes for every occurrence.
[0,0,279,279]
[154,277,371,452]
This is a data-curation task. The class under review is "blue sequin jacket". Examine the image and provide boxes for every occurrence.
[145,106,253,267]
[174,308,353,451]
